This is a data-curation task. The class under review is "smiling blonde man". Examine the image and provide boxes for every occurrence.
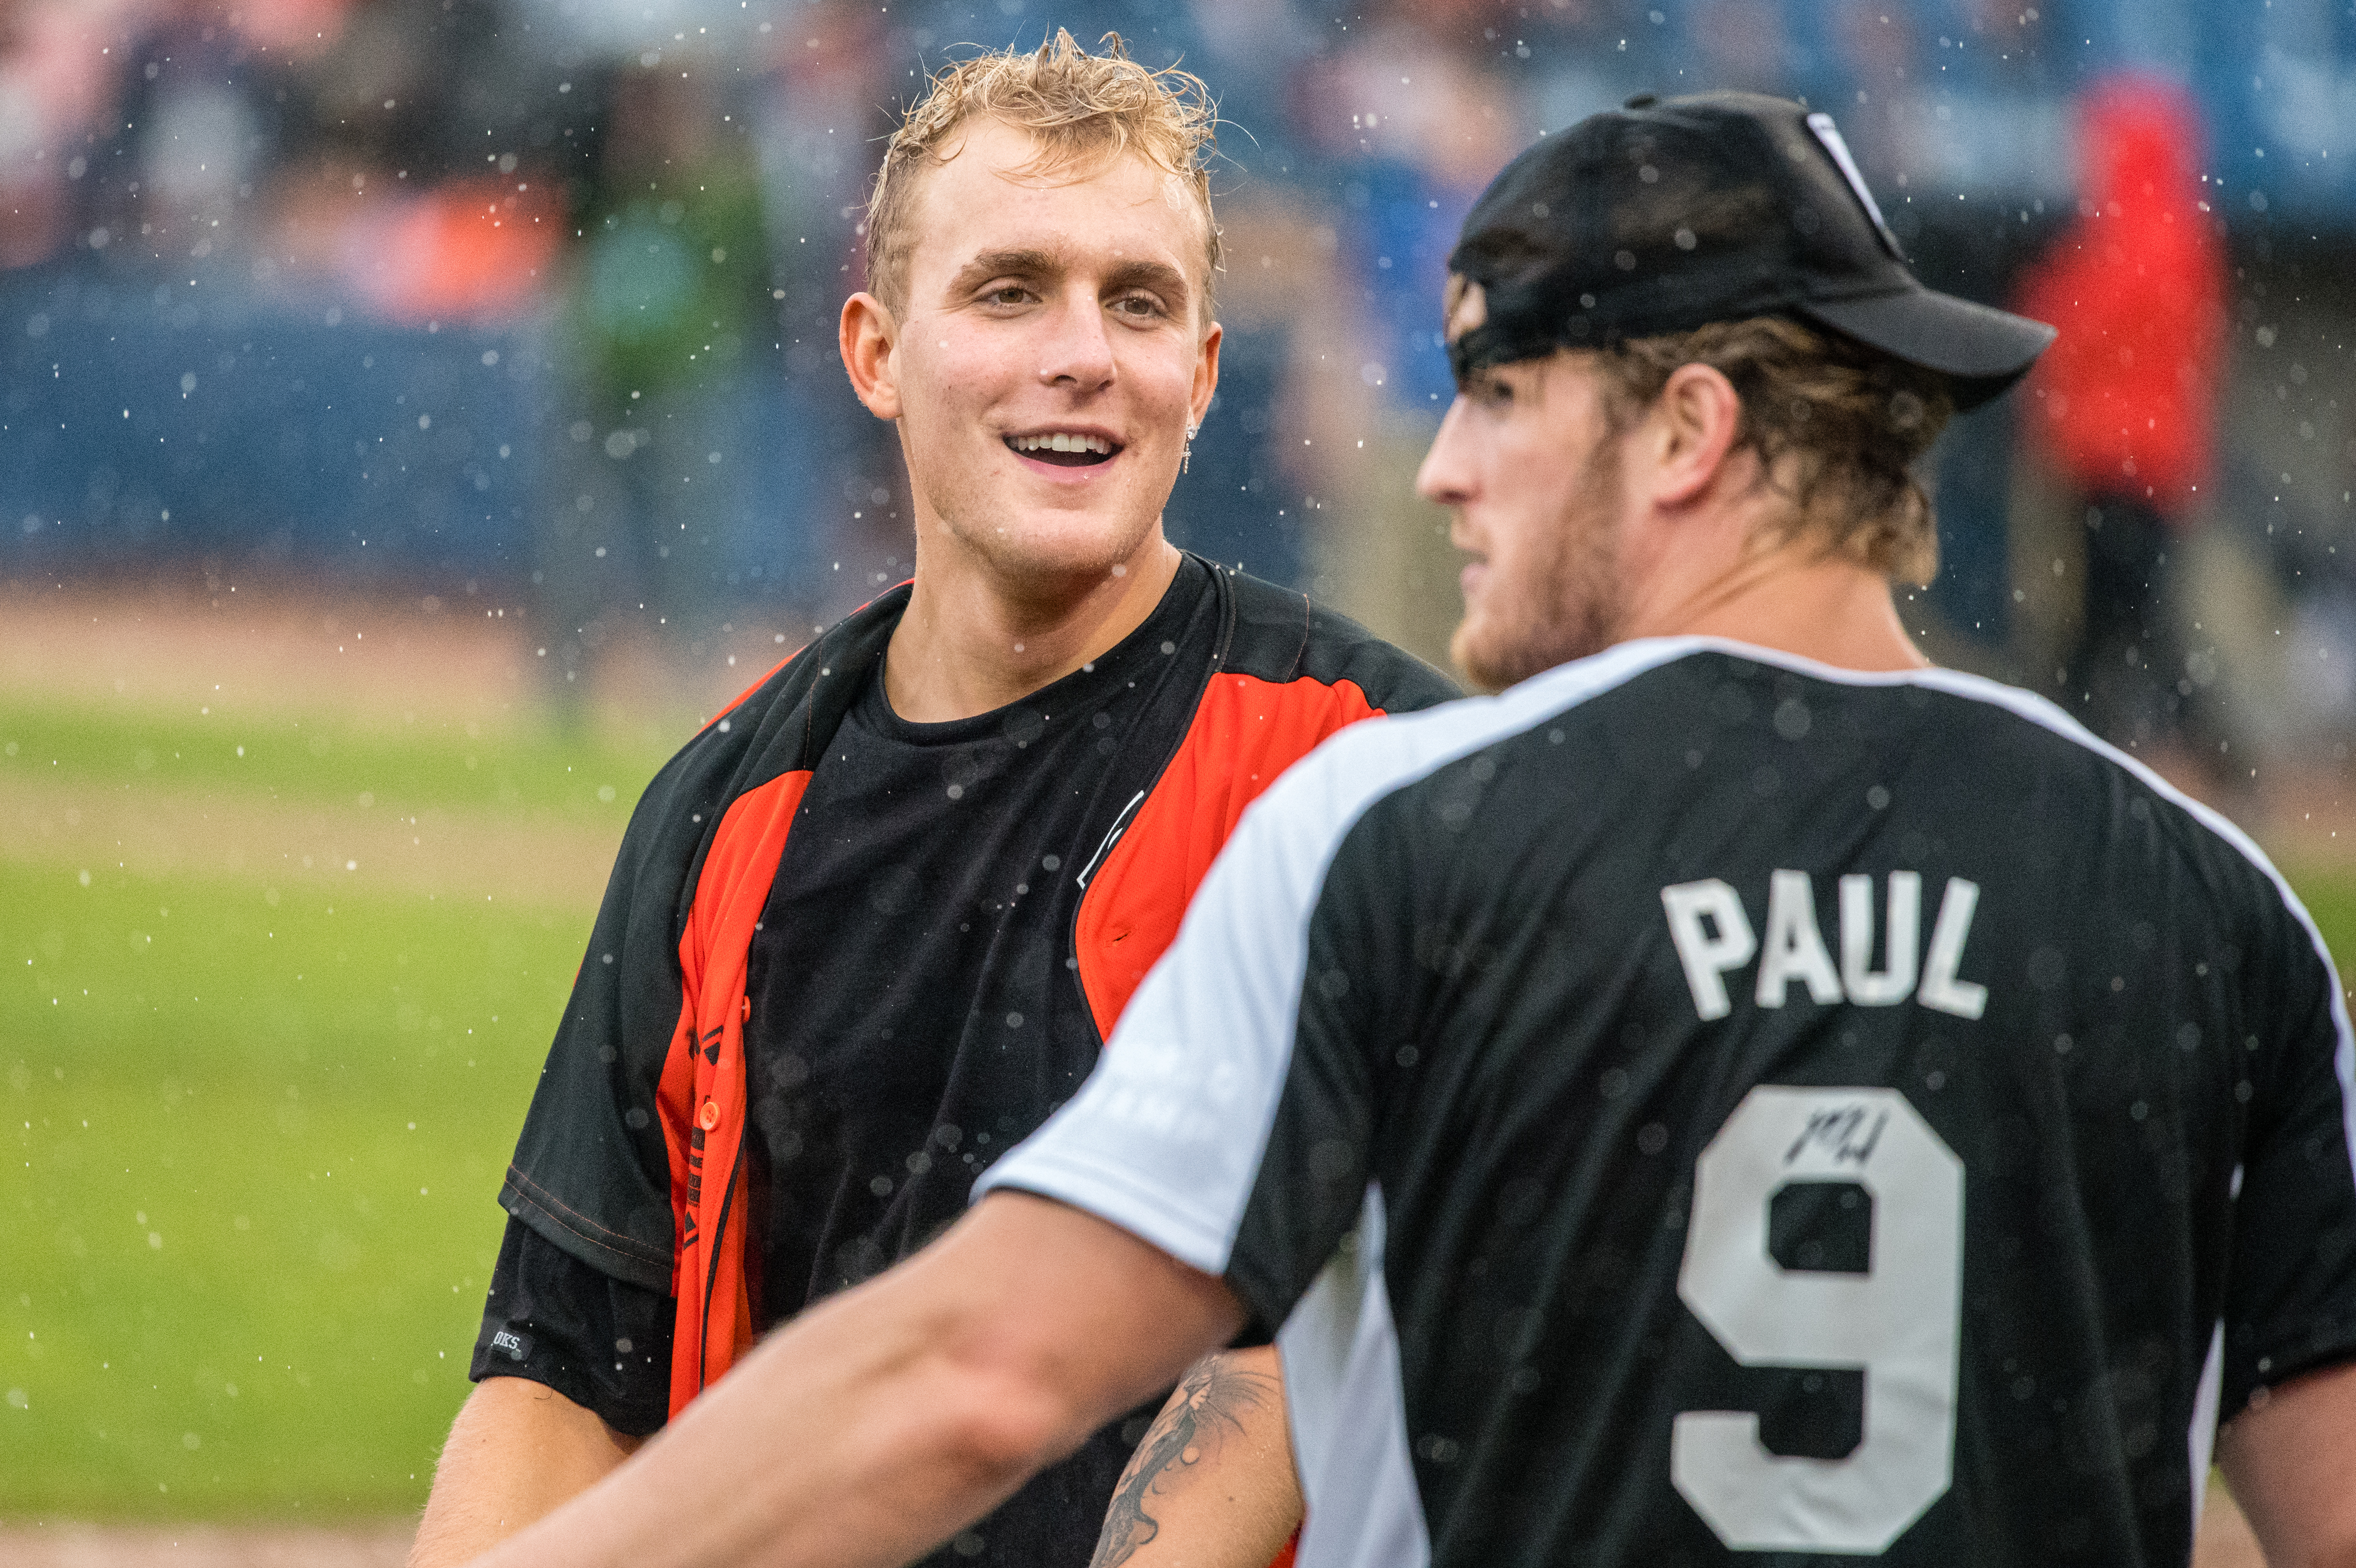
[407,32,1453,1568]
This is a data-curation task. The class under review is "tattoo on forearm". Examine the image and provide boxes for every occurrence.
[1090,1355,1276,1568]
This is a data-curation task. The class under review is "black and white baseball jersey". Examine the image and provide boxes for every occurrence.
[979,638,2356,1567]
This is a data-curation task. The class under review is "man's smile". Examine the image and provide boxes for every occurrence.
[1003,428,1122,468]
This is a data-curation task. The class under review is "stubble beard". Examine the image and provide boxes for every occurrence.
[1450,440,1626,693]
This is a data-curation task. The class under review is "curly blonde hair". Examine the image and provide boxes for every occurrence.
[1592,317,1957,585]
[863,30,1222,321]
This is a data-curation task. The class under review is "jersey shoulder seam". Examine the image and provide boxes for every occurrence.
[1242,638,1703,869]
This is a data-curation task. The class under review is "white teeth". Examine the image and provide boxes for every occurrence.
[1013,432,1112,455]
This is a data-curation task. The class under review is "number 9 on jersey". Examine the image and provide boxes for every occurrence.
[1674,1086,1964,1554]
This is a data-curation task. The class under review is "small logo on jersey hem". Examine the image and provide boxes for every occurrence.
[490,1328,533,1362]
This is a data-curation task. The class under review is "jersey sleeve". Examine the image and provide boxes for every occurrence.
[1218,809,1404,1335]
[2220,890,2356,1418]
[470,1215,675,1436]
[497,760,702,1293]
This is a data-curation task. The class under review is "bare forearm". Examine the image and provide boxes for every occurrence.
[466,1283,1050,1568]
[462,1194,1243,1568]
[1092,1344,1301,1568]
[409,1376,644,1568]
[2218,1359,2356,1567]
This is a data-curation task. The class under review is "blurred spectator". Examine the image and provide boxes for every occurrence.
[746,0,910,613]
[1287,0,1524,667]
[537,55,779,698]
[2015,76,2226,762]
[0,0,143,268]
[266,0,582,318]
[49,0,314,276]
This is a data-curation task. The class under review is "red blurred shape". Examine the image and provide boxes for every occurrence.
[345,175,562,324]
[2015,76,2226,521]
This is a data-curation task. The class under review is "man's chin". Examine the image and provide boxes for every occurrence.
[950,506,1161,590]
[1450,612,1606,694]
[1450,617,1520,695]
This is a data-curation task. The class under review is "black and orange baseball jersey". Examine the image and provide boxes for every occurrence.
[471,554,1455,1566]
[984,638,2356,1568]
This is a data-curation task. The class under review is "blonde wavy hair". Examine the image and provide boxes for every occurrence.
[863,30,1222,321]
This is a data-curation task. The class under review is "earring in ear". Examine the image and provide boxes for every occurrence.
[1182,422,1198,476]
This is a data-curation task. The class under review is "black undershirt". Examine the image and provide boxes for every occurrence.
[476,558,1221,1565]
[744,561,1214,1309]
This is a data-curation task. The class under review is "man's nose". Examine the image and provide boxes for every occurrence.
[1035,287,1117,390]
[1416,396,1476,506]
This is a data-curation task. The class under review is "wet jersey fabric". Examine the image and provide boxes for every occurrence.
[473,554,1455,1561]
[980,639,2356,1568]
[473,1215,675,1436]
[742,574,1225,1314]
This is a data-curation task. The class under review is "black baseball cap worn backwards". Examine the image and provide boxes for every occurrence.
[1446,91,2055,410]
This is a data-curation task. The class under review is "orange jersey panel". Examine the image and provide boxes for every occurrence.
[663,767,810,1414]
[1076,674,1382,1043]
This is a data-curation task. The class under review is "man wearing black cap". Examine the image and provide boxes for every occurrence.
[456,93,2356,1568]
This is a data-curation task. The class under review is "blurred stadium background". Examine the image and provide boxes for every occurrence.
[2,0,2351,1557]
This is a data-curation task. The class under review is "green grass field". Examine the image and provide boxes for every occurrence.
[0,689,660,821]
[3,692,669,1520]
[4,682,2356,1522]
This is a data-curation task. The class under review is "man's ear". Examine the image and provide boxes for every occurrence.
[840,292,901,421]
[1190,320,1223,431]
[1645,361,1745,509]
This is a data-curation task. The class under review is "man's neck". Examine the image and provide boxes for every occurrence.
[882,533,1185,723]
[1626,525,1929,673]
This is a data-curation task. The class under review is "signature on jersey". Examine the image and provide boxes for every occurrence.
[1786,1103,1889,1166]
